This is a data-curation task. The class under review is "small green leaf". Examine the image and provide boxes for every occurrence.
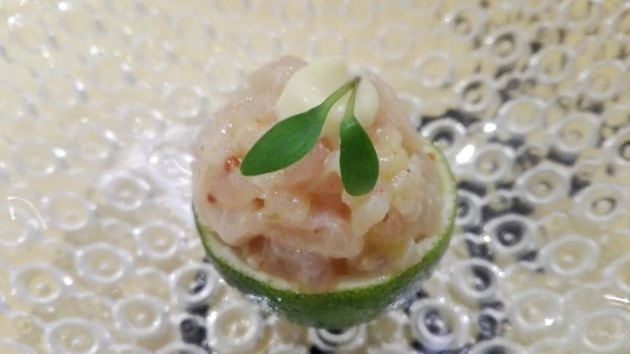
[240,108,323,175]
[241,78,358,176]
[339,82,379,196]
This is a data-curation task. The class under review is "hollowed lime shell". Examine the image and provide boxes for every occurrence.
[194,144,457,328]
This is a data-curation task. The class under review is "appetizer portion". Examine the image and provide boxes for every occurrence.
[193,57,456,328]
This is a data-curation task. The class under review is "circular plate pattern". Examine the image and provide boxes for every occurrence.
[0,1,628,353]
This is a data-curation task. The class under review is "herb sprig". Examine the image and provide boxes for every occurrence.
[339,81,379,196]
[240,78,379,196]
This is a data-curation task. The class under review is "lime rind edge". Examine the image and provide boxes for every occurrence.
[192,143,457,327]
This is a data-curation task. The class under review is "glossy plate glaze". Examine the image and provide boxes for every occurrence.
[0,1,628,353]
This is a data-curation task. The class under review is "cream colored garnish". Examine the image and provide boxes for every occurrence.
[275,57,379,140]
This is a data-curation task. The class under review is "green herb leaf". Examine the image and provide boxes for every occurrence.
[241,78,358,176]
[339,81,379,196]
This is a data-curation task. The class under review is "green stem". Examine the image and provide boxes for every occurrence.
[342,79,359,122]
[319,77,361,116]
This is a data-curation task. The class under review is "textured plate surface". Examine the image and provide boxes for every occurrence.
[0,1,629,353]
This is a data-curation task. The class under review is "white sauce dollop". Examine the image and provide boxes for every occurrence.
[275,57,379,140]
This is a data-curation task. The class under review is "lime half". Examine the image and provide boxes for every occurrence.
[194,144,457,328]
